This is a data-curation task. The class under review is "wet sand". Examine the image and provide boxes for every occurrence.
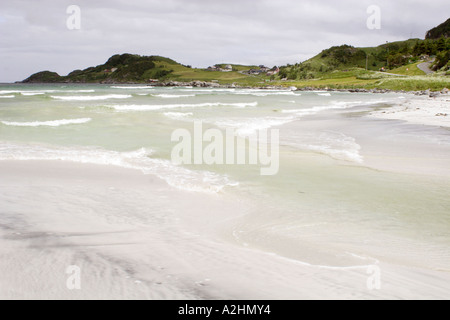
[1,160,449,300]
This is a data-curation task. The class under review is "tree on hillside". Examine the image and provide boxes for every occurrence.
[400,42,410,54]
[434,50,450,70]
[437,37,447,52]
[278,68,288,79]
[413,41,425,55]
[388,53,408,68]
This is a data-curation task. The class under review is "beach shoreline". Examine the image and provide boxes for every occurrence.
[368,94,450,127]
[1,83,449,300]
[7,80,450,94]
[1,160,449,300]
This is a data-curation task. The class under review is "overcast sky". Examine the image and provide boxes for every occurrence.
[0,0,448,82]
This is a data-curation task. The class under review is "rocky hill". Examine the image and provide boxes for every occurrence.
[426,18,450,39]
[23,54,183,84]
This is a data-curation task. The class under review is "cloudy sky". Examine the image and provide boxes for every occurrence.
[0,0,448,82]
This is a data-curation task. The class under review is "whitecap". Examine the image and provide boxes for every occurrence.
[0,143,237,194]
[51,94,132,101]
[108,101,258,111]
[284,131,364,163]
[281,100,390,117]
[0,90,22,94]
[1,118,92,127]
[21,92,45,96]
[182,88,236,93]
[152,94,196,99]
[60,90,96,93]
[235,91,298,97]
[163,112,194,119]
[111,86,153,89]
[214,116,294,136]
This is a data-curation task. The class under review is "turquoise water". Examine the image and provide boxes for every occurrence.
[1,83,450,270]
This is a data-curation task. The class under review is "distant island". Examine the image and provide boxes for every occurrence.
[22,18,449,91]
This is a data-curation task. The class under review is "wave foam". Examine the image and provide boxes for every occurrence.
[214,116,294,136]
[0,143,237,194]
[1,89,95,95]
[281,99,391,117]
[51,94,132,101]
[111,86,153,89]
[1,118,92,127]
[109,101,258,111]
[181,88,236,93]
[235,90,298,97]
[152,94,196,99]
[21,92,46,96]
[285,131,364,163]
[163,112,193,120]
[61,90,96,93]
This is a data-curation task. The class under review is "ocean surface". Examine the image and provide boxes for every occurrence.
[1,83,450,298]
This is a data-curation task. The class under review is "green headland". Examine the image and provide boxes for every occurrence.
[22,18,450,92]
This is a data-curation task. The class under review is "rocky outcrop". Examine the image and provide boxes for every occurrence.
[22,71,62,83]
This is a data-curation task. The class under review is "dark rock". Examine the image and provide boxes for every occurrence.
[429,92,440,98]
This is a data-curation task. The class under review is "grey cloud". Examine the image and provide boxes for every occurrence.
[0,0,449,82]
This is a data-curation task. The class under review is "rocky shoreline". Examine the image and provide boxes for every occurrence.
[296,86,449,98]
[157,80,449,98]
[16,79,449,98]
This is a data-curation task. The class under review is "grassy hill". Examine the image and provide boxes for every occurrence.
[22,54,262,85]
[272,18,450,92]
[22,19,450,91]
[276,38,448,81]
[22,51,449,91]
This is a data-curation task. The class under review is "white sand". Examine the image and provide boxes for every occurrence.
[1,160,449,300]
[370,94,450,127]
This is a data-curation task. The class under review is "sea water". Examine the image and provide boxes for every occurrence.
[1,83,450,297]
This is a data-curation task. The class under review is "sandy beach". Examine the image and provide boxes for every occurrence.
[370,94,450,127]
[1,160,449,300]
[1,85,449,300]
[2,0,450,303]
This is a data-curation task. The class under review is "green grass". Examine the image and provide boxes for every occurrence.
[389,62,426,76]
[23,52,449,92]
[369,76,450,91]
[158,62,266,85]
[268,67,449,91]
[272,77,378,89]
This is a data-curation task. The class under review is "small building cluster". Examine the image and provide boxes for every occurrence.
[205,64,280,76]
[243,65,279,76]
[266,67,280,76]
[247,65,269,75]
[207,65,233,72]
